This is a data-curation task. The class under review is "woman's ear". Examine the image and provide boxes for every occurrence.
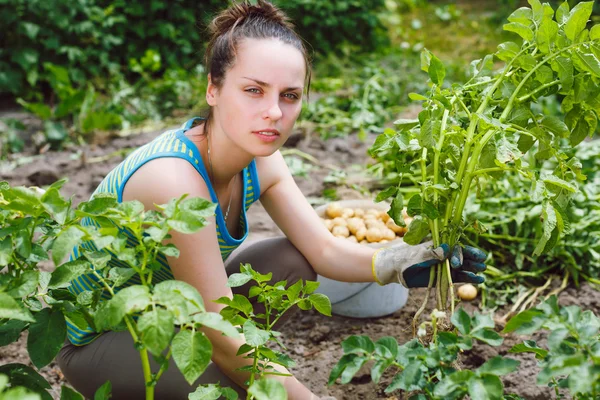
[206,74,218,106]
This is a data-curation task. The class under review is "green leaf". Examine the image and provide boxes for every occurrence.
[137,308,174,356]
[509,340,548,359]
[542,175,577,193]
[308,293,331,316]
[94,285,151,330]
[153,280,205,323]
[7,271,39,298]
[60,386,84,400]
[188,384,229,400]
[477,356,520,376]
[551,57,574,94]
[496,42,520,61]
[574,50,600,77]
[342,335,375,355]
[27,308,66,369]
[243,320,270,347]
[385,360,423,392]
[503,309,546,334]
[0,320,27,346]
[540,116,568,137]
[303,281,319,295]
[51,226,85,266]
[591,25,600,40]
[192,312,239,337]
[556,1,570,25]
[0,293,35,322]
[468,374,503,400]
[226,272,253,288]
[403,216,430,245]
[16,99,51,120]
[375,337,399,359]
[375,186,397,202]
[0,236,11,267]
[248,378,287,400]
[533,201,558,256]
[93,381,111,400]
[434,370,474,397]
[472,328,503,346]
[328,354,357,385]
[451,308,471,335]
[393,118,419,129]
[428,53,446,86]
[49,259,90,289]
[387,190,405,227]
[172,329,212,385]
[537,18,558,54]
[564,1,594,41]
[0,364,51,399]
[504,22,534,42]
[107,267,136,287]
[44,121,68,142]
[508,7,533,25]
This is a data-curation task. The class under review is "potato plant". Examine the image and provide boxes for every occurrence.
[0,180,240,400]
[215,263,331,400]
[370,0,600,327]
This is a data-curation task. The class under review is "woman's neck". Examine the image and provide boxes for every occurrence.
[186,122,254,188]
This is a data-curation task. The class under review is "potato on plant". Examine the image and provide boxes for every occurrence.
[457,284,477,301]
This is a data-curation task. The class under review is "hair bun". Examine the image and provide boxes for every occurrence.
[209,0,293,37]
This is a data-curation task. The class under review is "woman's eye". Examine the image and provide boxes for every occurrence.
[246,88,261,94]
[283,93,300,100]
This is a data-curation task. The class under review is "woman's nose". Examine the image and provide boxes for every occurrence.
[264,99,283,121]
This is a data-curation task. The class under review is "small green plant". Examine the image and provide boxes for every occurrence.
[330,296,600,399]
[216,263,332,400]
[504,296,600,399]
[329,308,519,399]
[0,180,238,399]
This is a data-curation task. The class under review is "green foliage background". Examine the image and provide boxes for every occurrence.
[0,0,386,99]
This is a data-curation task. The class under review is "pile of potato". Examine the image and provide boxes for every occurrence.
[321,202,412,245]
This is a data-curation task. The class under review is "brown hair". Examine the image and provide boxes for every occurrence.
[201,0,312,134]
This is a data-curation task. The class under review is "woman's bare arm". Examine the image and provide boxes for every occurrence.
[257,151,377,282]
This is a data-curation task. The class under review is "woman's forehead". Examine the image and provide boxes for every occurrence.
[229,38,306,87]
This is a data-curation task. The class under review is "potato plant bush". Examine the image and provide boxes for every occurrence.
[370,0,600,325]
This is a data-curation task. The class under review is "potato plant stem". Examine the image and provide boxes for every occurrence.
[91,269,155,400]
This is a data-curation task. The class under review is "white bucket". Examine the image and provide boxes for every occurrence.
[314,200,410,318]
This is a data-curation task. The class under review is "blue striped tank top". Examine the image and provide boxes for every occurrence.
[66,117,260,345]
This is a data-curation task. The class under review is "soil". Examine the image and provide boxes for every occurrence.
[1,119,599,400]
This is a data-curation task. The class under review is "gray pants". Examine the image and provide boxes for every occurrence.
[57,237,316,399]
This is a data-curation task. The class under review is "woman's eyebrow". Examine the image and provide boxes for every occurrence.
[242,76,302,91]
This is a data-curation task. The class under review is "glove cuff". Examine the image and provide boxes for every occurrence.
[372,248,386,286]
[372,247,407,287]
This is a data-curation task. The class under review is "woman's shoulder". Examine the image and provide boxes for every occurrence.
[122,156,211,206]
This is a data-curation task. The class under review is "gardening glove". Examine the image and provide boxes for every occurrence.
[372,241,487,288]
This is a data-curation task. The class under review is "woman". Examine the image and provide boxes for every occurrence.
[57,1,487,399]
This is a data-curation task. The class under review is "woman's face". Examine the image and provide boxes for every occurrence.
[207,38,306,157]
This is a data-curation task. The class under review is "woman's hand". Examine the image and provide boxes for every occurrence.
[372,241,487,288]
